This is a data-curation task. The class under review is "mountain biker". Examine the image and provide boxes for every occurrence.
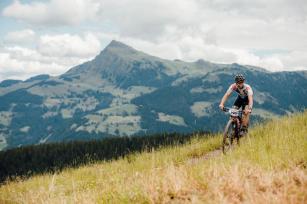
[219,74,253,136]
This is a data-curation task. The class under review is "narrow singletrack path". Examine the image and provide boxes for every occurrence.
[186,148,223,165]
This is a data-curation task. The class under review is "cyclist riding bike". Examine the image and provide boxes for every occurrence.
[219,74,253,136]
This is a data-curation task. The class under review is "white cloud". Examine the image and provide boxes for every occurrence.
[1,0,306,80]
[98,0,199,40]
[0,32,102,81]
[276,50,307,70]
[37,33,101,58]
[2,0,100,26]
[2,0,47,24]
[0,50,65,81]
[4,29,36,44]
[90,0,307,50]
[228,49,285,71]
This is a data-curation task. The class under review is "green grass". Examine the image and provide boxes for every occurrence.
[0,111,306,203]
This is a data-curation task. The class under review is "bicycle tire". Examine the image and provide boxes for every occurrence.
[222,120,236,154]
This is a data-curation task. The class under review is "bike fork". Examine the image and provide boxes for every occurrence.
[234,118,241,145]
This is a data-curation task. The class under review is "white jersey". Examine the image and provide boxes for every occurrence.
[226,83,253,98]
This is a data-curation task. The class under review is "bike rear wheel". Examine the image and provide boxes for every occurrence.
[222,120,236,154]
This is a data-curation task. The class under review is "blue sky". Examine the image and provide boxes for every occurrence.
[0,0,307,81]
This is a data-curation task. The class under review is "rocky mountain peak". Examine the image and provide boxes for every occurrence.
[96,40,139,59]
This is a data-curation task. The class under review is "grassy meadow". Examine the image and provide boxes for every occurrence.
[0,111,306,203]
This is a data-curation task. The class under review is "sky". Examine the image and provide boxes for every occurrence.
[0,0,307,81]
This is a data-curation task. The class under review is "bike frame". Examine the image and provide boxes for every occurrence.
[224,107,242,132]
[222,107,243,153]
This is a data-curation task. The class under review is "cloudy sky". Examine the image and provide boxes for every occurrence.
[0,0,307,81]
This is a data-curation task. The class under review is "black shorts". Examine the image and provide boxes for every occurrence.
[233,96,249,110]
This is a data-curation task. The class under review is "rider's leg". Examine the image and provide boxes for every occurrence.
[241,105,250,133]
[233,96,244,137]
[233,96,242,110]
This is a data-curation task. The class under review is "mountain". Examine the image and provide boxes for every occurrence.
[0,40,307,150]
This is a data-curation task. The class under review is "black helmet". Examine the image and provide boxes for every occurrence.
[235,74,245,83]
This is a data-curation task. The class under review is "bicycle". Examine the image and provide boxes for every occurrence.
[221,107,243,154]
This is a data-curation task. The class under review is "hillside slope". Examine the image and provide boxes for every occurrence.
[0,111,306,203]
[1,40,307,150]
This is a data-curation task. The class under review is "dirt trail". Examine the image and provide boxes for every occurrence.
[186,148,223,165]
[186,137,244,165]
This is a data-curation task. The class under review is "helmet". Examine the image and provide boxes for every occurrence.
[235,74,245,83]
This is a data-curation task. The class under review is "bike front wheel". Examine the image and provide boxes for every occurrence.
[222,120,236,154]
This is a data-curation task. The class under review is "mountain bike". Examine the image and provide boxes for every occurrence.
[221,107,243,154]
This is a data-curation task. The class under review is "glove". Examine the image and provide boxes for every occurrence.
[244,108,252,114]
[219,104,224,110]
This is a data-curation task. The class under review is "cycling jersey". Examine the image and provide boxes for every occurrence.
[226,83,253,98]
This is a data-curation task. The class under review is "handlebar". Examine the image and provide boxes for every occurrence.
[222,107,230,112]
[222,107,242,116]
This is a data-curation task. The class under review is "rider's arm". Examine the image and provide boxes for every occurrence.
[248,94,253,111]
[247,85,253,112]
[220,84,234,108]
[220,91,231,107]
